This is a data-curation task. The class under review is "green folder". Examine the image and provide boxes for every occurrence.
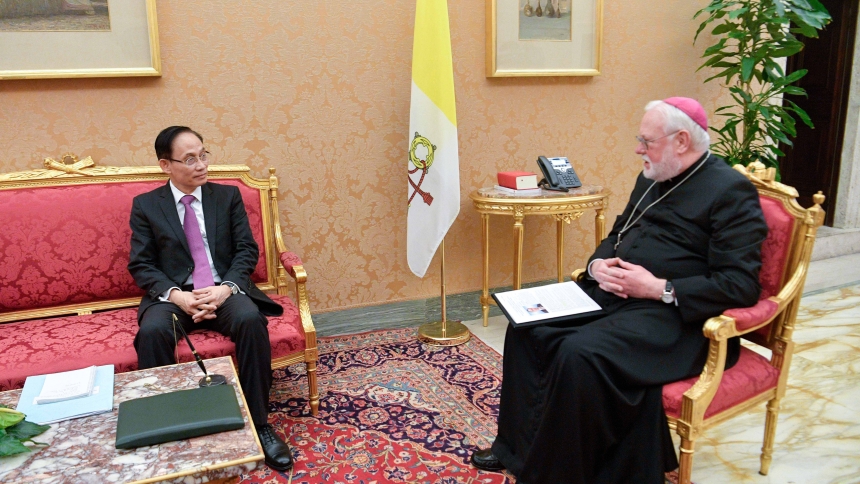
[115,385,245,449]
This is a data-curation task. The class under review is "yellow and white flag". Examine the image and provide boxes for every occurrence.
[407,0,459,278]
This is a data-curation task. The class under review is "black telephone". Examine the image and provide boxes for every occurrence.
[537,156,582,192]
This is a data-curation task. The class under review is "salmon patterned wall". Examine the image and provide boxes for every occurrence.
[0,1,728,314]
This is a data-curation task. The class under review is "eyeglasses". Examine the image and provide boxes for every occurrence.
[168,150,211,167]
[635,131,679,150]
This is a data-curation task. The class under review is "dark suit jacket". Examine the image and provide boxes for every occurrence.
[128,181,283,321]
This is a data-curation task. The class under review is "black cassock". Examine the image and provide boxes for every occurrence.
[491,154,768,483]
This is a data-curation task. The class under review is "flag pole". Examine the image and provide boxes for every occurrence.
[417,238,471,346]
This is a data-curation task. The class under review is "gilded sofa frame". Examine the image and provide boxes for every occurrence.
[0,155,319,415]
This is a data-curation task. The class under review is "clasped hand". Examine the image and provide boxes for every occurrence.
[591,258,664,300]
[169,285,232,323]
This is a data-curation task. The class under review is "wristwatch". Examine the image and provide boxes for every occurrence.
[223,282,240,295]
[661,281,675,304]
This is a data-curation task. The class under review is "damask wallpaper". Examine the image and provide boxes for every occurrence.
[0,1,728,314]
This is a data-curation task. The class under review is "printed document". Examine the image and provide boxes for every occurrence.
[493,281,603,327]
[34,365,97,404]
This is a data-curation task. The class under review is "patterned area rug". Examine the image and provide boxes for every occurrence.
[240,328,682,484]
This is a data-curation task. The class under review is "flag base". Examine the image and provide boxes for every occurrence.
[417,320,471,346]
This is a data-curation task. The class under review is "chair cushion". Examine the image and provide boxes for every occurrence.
[0,294,305,391]
[663,346,780,420]
[724,298,779,332]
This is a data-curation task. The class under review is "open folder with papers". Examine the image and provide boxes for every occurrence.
[492,281,604,328]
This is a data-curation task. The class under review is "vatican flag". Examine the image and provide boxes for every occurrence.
[407,0,460,278]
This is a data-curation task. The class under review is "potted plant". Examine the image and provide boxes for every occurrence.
[694,0,831,174]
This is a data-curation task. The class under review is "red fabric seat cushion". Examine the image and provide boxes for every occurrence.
[663,346,780,420]
[0,294,305,391]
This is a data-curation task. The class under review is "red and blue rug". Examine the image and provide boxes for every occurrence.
[240,327,682,484]
[241,327,509,483]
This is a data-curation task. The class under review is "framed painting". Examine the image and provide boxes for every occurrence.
[486,0,603,77]
[0,0,160,80]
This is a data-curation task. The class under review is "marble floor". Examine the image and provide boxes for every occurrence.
[463,253,860,484]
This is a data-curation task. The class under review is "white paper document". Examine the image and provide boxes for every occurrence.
[33,365,97,405]
[16,365,115,424]
[493,281,603,326]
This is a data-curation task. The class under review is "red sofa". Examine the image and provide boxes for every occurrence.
[0,155,320,415]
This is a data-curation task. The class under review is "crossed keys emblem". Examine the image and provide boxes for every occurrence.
[408,132,435,207]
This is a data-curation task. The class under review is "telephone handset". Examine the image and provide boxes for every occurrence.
[537,156,582,192]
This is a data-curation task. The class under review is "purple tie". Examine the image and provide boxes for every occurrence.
[180,195,215,289]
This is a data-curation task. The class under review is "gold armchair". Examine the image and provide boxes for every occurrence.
[662,164,824,483]
[572,163,825,483]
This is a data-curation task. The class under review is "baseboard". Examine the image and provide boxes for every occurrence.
[812,226,860,261]
[312,279,556,337]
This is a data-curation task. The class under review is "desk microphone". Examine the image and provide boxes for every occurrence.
[172,314,227,387]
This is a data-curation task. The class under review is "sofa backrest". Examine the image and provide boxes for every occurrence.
[0,156,287,323]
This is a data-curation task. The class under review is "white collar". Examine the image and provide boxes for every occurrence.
[169,181,203,205]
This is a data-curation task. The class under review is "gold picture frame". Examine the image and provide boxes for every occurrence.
[0,0,160,80]
[486,0,603,77]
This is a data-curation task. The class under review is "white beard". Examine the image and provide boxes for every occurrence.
[642,145,683,182]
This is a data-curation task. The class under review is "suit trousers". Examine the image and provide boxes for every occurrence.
[134,292,272,426]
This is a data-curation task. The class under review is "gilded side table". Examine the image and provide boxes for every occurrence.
[470,186,608,326]
[0,357,262,484]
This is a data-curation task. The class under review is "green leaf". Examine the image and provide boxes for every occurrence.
[787,101,815,127]
[791,24,818,37]
[774,0,786,17]
[784,69,808,84]
[728,7,749,19]
[6,421,50,441]
[704,39,728,56]
[0,433,31,457]
[712,22,739,35]
[782,86,807,96]
[0,409,25,429]
[704,68,738,83]
[770,45,803,58]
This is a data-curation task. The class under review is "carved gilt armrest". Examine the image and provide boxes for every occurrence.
[278,251,315,337]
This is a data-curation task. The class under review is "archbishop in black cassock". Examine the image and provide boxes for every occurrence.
[471,98,769,483]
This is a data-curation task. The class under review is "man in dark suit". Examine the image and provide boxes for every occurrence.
[128,126,293,472]
[470,98,769,483]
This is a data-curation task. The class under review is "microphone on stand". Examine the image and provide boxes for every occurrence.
[172,314,227,387]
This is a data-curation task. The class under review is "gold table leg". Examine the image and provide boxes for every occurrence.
[481,213,490,327]
[557,217,565,283]
[512,209,524,290]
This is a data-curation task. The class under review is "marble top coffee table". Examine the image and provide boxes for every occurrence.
[0,356,263,483]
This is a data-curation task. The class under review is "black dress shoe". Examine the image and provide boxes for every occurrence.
[470,448,505,472]
[257,424,294,472]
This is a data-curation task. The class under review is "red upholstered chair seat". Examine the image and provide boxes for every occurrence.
[663,346,781,420]
[0,294,305,391]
